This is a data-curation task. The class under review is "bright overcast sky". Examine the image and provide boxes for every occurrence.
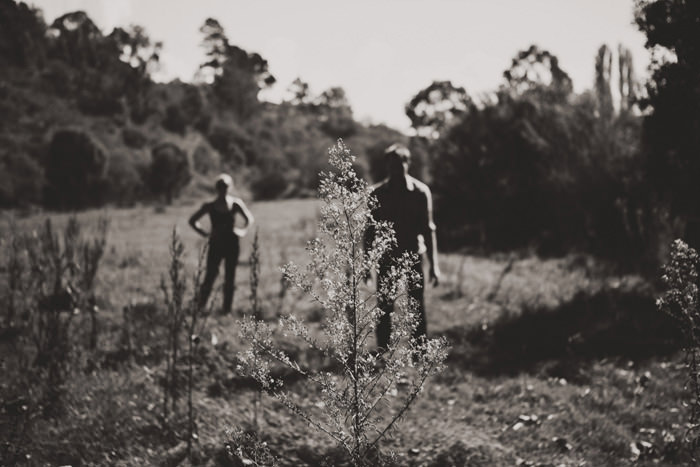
[30,0,650,131]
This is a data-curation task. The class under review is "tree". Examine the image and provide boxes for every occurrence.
[618,44,638,112]
[430,83,648,262]
[198,18,275,119]
[199,18,229,81]
[635,0,700,220]
[107,24,162,120]
[207,123,256,169]
[47,11,103,69]
[503,45,573,100]
[405,80,471,138]
[0,0,47,68]
[44,129,107,209]
[286,77,312,106]
[595,44,614,120]
[148,143,191,204]
[315,86,356,138]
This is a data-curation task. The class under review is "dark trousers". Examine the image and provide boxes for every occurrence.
[199,235,239,313]
[376,257,427,350]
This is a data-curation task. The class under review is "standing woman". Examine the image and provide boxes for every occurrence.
[189,173,253,314]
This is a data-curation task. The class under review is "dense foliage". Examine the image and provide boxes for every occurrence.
[635,0,700,227]
[417,42,667,269]
[2,0,698,268]
[0,1,403,208]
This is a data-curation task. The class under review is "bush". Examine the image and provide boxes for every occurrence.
[104,151,145,206]
[121,127,148,149]
[0,149,43,207]
[162,104,187,135]
[0,215,108,459]
[44,129,108,209]
[147,142,191,204]
[207,123,255,169]
[192,144,219,175]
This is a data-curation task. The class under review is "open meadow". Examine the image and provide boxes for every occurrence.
[0,198,693,466]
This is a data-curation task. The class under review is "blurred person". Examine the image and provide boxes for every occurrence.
[189,173,253,314]
[364,143,441,351]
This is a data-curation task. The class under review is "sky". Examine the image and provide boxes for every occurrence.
[30,0,650,131]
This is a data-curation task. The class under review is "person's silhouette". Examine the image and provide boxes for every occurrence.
[365,143,441,351]
[189,174,253,314]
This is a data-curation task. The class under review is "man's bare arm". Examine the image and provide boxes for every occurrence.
[233,198,254,236]
[423,188,440,286]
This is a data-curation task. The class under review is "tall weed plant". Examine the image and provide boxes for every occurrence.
[1,216,108,463]
[159,227,212,458]
[238,140,448,466]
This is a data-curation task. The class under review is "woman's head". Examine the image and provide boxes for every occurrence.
[215,173,233,195]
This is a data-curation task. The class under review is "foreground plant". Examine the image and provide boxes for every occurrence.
[0,216,108,463]
[658,239,700,451]
[238,140,448,466]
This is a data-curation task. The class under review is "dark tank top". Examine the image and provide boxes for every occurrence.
[208,200,238,242]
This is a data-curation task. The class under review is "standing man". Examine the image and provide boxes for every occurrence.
[365,143,441,351]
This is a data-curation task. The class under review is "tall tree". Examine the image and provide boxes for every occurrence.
[287,77,311,105]
[405,80,471,138]
[107,25,161,120]
[504,45,573,100]
[198,18,275,119]
[635,0,700,219]
[47,11,103,69]
[617,44,637,112]
[199,17,229,81]
[595,44,614,120]
[315,86,356,138]
[0,0,47,68]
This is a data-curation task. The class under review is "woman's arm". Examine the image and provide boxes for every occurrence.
[189,203,209,238]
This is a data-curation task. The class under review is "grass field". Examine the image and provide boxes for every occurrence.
[0,198,695,466]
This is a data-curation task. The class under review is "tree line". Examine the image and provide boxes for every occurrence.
[1,0,697,270]
[407,0,700,270]
[0,1,406,209]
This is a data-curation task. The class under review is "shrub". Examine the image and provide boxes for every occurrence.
[104,151,146,206]
[192,144,219,175]
[238,140,448,466]
[44,129,107,209]
[0,149,44,207]
[162,104,187,135]
[0,216,108,465]
[148,142,191,204]
[121,127,148,149]
[658,239,700,451]
[207,123,255,169]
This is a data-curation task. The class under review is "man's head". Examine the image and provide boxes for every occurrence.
[215,173,233,195]
[384,143,410,178]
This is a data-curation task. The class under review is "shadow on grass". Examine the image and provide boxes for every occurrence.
[444,285,683,380]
